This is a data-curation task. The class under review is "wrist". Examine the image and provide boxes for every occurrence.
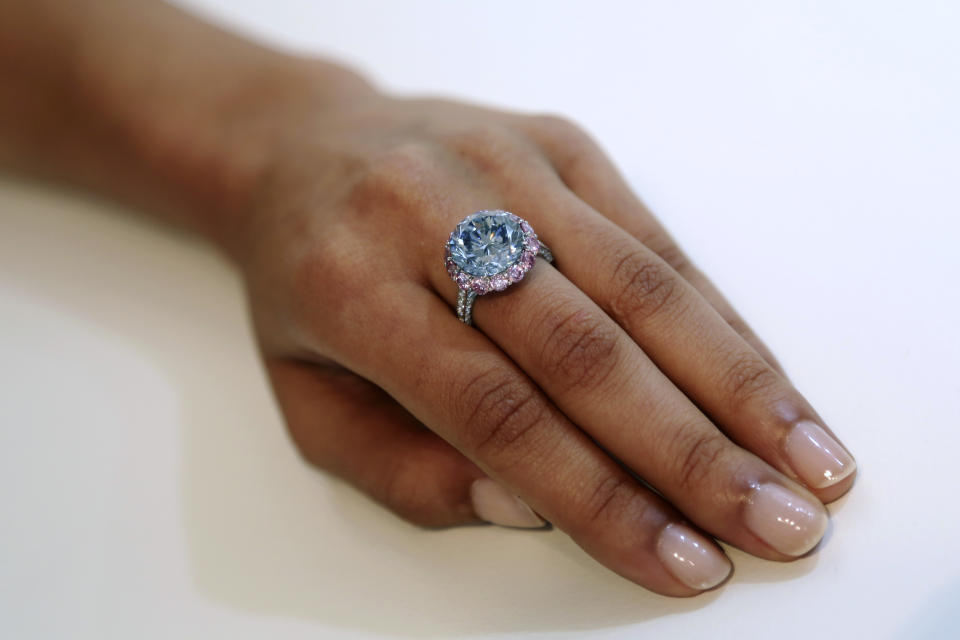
[131,58,377,257]
[4,0,379,260]
[97,51,378,257]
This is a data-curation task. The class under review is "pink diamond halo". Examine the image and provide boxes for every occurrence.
[445,210,545,295]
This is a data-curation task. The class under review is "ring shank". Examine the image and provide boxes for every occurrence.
[457,242,553,326]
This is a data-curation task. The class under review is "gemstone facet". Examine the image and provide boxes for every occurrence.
[447,210,525,277]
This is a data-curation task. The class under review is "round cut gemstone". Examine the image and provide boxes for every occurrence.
[447,210,525,276]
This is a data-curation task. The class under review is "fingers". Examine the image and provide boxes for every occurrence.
[519,115,786,375]
[638,227,789,378]
[265,358,544,528]
[518,187,857,504]
[428,260,830,558]
[337,285,732,595]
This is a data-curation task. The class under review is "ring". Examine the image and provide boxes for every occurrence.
[445,209,554,325]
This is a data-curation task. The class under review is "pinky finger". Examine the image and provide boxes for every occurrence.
[265,358,546,529]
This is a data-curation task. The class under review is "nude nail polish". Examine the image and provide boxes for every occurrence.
[744,483,828,556]
[786,420,856,489]
[470,478,545,528]
[656,523,732,590]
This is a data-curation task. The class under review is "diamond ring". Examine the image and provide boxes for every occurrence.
[445,210,554,326]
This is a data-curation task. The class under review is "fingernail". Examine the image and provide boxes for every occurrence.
[785,420,856,489]
[744,483,828,556]
[656,523,732,590]
[470,478,545,528]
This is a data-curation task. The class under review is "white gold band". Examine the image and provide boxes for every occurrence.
[456,242,553,326]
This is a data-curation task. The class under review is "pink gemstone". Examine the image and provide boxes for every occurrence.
[456,272,472,290]
[470,277,491,294]
[490,273,509,291]
[507,264,525,283]
[520,221,534,235]
[446,257,459,277]
[525,236,540,253]
[521,251,536,268]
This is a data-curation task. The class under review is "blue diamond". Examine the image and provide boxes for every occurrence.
[448,211,525,277]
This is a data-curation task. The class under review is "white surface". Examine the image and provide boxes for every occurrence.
[2,1,959,638]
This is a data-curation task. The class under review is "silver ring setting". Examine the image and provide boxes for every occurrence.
[445,209,554,325]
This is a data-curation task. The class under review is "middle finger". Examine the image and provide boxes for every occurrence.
[429,254,829,559]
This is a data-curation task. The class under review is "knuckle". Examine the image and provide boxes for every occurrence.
[538,308,620,394]
[720,354,780,411]
[674,429,729,493]
[608,248,682,325]
[440,122,511,155]
[529,113,587,142]
[348,142,438,213]
[580,474,638,531]
[527,113,596,172]
[459,367,549,462]
[439,122,528,179]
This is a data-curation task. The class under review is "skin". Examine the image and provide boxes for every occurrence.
[0,0,856,597]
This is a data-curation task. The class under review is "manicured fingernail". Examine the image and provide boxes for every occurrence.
[744,483,828,556]
[786,420,856,489]
[656,523,732,590]
[470,478,545,528]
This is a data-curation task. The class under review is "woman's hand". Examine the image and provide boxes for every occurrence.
[227,77,857,596]
[0,0,856,596]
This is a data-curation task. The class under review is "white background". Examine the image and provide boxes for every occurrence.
[2,1,959,638]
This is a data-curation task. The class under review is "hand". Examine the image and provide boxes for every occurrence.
[223,77,857,596]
